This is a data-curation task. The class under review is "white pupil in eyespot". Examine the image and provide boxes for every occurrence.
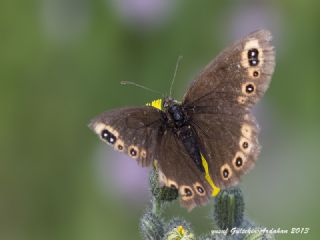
[102,131,109,138]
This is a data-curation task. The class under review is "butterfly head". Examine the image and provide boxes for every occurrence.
[163,97,178,109]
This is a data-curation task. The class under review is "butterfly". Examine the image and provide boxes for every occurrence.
[89,29,275,210]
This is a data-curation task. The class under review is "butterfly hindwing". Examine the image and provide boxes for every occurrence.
[156,129,212,210]
[89,107,162,167]
[192,112,260,188]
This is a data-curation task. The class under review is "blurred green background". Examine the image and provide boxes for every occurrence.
[1,0,319,239]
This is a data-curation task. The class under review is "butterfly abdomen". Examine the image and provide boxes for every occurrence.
[176,125,205,173]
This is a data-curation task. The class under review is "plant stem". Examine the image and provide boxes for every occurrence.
[152,197,162,216]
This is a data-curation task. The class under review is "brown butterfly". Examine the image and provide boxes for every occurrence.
[89,29,275,210]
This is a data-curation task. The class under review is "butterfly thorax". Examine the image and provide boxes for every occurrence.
[167,104,187,128]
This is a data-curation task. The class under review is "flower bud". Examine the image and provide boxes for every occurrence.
[140,210,164,240]
[164,218,194,240]
[213,187,244,232]
[149,169,178,202]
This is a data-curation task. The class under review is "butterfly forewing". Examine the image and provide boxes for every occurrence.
[183,29,275,109]
[89,107,162,167]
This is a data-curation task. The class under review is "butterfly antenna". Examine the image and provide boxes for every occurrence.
[169,55,183,97]
[120,81,161,95]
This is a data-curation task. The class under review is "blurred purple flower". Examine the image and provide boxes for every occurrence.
[218,1,282,45]
[110,0,176,30]
[94,145,149,206]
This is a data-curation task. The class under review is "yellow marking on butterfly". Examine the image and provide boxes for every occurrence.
[201,153,220,196]
[146,99,162,110]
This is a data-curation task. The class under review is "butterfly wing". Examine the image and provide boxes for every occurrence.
[191,113,260,188]
[89,107,162,167]
[183,29,275,187]
[156,129,212,210]
[89,29,275,210]
[89,106,212,210]
[183,29,275,109]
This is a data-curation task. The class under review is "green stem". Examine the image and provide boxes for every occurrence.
[152,197,162,216]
